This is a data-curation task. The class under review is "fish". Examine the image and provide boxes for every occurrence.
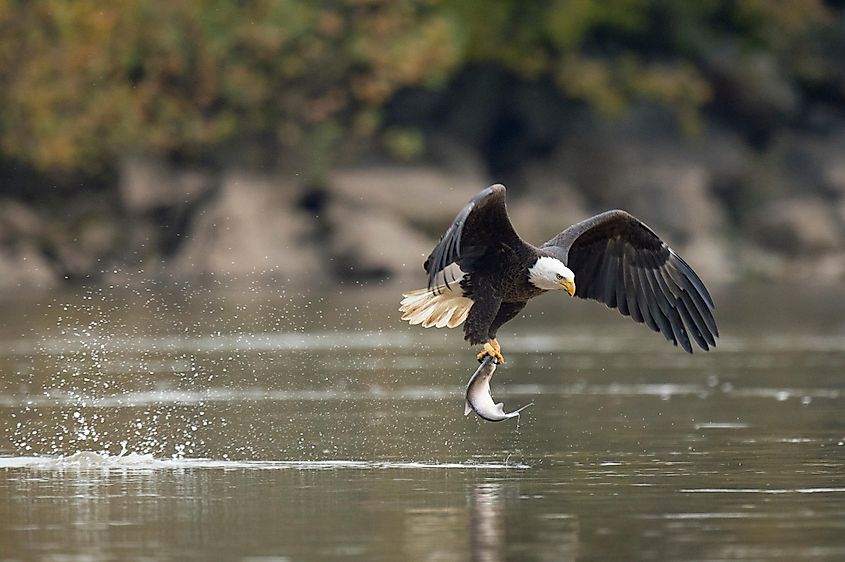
[464,355,533,422]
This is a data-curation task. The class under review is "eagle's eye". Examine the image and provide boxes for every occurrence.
[555,273,563,279]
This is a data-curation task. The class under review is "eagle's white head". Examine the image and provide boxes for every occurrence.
[528,256,576,295]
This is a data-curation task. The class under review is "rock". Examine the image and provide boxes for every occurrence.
[508,163,589,244]
[610,124,726,245]
[513,108,739,283]
[326,165,487,236]
[0,198,43,241]
[739,244,845,283]
[0,244,57,290]
[325,197,434,281]
[426,135,489,183]
[119,155,216,214]
[118,155,220,273]
[613,159,722,247]
[680,235,735,285]
[506,194,584,246]
[702,44,798,126]
[813,253,845,281]
[694,126,754,184]
[50,217,121,280]
[838,198,845,227]
[826,161,845,196]
[0,199,59,289]
[169,172,324,282]
[772,126,845,198]
[544,106,729,243]
[748,198,842,256]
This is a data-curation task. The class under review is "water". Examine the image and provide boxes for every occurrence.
[1,284,845,561]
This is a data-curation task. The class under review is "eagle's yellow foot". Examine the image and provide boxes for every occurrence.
[476,339,505,364]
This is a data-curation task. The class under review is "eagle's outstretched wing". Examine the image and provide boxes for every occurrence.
[424,184,528,292]
[543,210,718,353]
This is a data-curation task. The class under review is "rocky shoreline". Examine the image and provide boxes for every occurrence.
[2,109,844,292]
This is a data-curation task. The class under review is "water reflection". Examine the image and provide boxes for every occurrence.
[534,514,580,562]
[470,483,503,562]
[403,507,467,562]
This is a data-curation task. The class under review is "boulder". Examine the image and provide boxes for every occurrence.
[680,235,735,285]
[510,110,740,284]
[325,196,434,281]
[426,135,489,184]
[118,155,220,273]
[739,243,845,283]
[326,165,487,236]
[0,198,43,241]
[610,159,723,247]
[0,199,58,289]
[826,161,845,197]
[773,127,845,198]
[702,44,798,125]
[169,172,325,282]
[838,198,845,227]
[50,217,121,280]
[0,244,57,290]
[542,107,730,245]
[508,163,589,244]
[748,198,842,256]
[119,155,216,214]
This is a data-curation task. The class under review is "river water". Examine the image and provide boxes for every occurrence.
[1,283,844,561]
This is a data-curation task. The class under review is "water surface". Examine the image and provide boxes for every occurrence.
[1,284,844,560]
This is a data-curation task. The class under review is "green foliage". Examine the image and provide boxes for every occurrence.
[383,127,425,161]
[0,0,462,172]
[448,0,836,133]
[0,0,840,173]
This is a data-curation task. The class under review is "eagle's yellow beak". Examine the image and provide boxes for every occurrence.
[561,278,576,297]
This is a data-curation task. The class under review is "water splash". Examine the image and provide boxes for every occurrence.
[9,291,213,459]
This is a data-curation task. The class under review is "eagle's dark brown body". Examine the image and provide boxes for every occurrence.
[455,246,547,345]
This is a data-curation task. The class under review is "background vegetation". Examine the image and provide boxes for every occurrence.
[2,0,841,175]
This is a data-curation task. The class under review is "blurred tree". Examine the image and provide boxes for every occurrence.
[0,0,840,178]
[0,0,462,179]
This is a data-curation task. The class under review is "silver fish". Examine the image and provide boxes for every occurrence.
[464,356,533,422]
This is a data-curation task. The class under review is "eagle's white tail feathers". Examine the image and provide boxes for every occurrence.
[399,286,473,329]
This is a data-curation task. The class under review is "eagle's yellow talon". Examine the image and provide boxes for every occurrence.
[490,338,501,355]
[477,340,505,364]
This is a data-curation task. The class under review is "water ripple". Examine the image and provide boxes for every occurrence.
[0,453,530,471]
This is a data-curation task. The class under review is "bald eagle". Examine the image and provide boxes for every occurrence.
[400,184,717,363]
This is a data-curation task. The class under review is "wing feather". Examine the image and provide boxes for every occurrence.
[615,252,629,317]
[679,290,715,348]
[623,247,643,323]
[579,249,603,299]
[639,265,675,344]
[601,248,618,309]
[544,210,717,353]
[638,265,660,332]
[424,185,528,293]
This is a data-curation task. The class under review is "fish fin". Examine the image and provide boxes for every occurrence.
[464,401,473,416]
[509,402,534,416]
